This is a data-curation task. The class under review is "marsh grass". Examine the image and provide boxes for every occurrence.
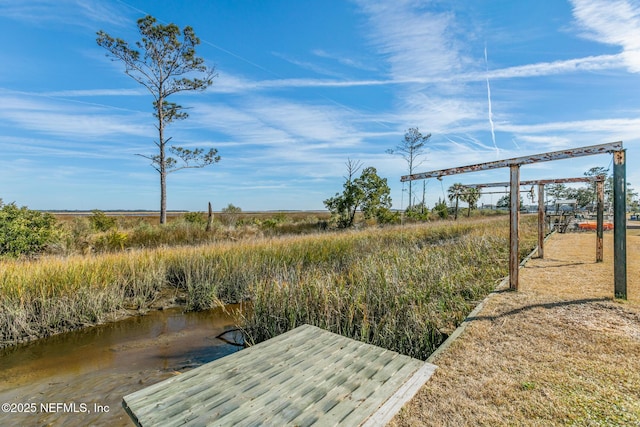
[242,219,525,359]
[51,212,331,255]
[0,215,537,358]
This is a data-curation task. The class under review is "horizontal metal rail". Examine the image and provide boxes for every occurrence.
[401,142,622,182]
[462,176,605,189]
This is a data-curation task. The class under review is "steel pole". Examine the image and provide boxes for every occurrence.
[596,179,604,263]
[510,165,520,290]
[538,184,545,258]
[613,150,627,299]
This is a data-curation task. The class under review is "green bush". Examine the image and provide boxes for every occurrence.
[0,202,58,257]
[94,230,128,252]
[433,199,449,219]
[405,204,430,221]
[183,211,206,226]
[88,209,116,232]
[221,203,242,227]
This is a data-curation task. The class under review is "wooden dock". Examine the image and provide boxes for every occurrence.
[123,324,437,426]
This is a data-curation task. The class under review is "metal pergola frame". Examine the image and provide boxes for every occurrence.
[401,141,627,299]
[461,176,606,261]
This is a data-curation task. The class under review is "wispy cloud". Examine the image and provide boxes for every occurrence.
[312,49,378,72]
[192,96,365,152]
[502,117,640,134]
[0,0,128,28]
[485,54,624,79]
[204,53,625,96]
[271,52,346,78]
[41,88,145,97]
[500,117,640,154]
[0,95,149,139]
[571,0,640,72]
[354,0,462,81]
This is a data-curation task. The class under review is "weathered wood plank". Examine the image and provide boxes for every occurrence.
[123,324,437,426]
[181,328,353,425]
[361,362,438,427]
[200,332,373,425]
[126,325,333,422]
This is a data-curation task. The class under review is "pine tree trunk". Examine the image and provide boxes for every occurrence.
[158,95,167,225]
[160,167,167,225]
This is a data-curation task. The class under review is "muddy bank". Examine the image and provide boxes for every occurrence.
[0,304,245,426]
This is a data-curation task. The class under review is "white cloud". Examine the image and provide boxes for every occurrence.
[311,49,378,72]
[243,98,362,147]
[502,117,640,135]
[482,54,624,80]
[271,52,346,78]
[0,0,128,28]
[191,95,368,151]
[41,88,145,97]
[0,95,149,139]
[355,0,462,80]
[571,0,640,72]
[206,54,625,96]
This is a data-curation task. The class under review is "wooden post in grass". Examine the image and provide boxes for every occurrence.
[206,202,213,232]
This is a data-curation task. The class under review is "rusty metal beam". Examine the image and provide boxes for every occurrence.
[401,142,622,182]
[463,176,603,189]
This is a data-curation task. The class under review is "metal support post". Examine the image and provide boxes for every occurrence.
[538,183,545,259]
[613,150,627,298]
[509,165,520,290]
[596,179,604,263]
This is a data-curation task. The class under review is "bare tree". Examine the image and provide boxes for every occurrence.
[343,158,363,182]
[387,128,431,208]
[97,15,220,224]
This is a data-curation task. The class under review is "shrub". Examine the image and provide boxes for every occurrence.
[94,230,128,252]
[0,202,58,257]
[183,211,206,226]
[221,203,242,227]
[88,209,116,232]
[405,204,430,221]
[433,199,449,219]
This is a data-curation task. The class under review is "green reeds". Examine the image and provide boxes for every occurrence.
[0,216,536,359]
[242,222,517,360]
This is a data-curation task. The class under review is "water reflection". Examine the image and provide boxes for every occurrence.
[0,304,244,426]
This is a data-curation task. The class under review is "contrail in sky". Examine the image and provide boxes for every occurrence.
[485,45,499,155]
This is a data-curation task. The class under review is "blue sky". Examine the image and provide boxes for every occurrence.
[0,0,638,211]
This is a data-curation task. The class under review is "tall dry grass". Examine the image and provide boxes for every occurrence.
[242,217,536,359]
[0,215,537,358]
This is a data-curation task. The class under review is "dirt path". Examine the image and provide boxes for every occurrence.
[391,231,640,426]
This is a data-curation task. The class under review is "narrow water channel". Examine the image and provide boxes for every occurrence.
[0,304,245,426]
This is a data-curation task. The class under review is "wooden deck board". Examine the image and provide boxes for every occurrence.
[130,327,336,421]
[123,324,436,426]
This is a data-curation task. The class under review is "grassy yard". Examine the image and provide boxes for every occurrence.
[391,231,640,426]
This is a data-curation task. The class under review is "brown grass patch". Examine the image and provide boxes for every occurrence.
[391,231,640,426]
